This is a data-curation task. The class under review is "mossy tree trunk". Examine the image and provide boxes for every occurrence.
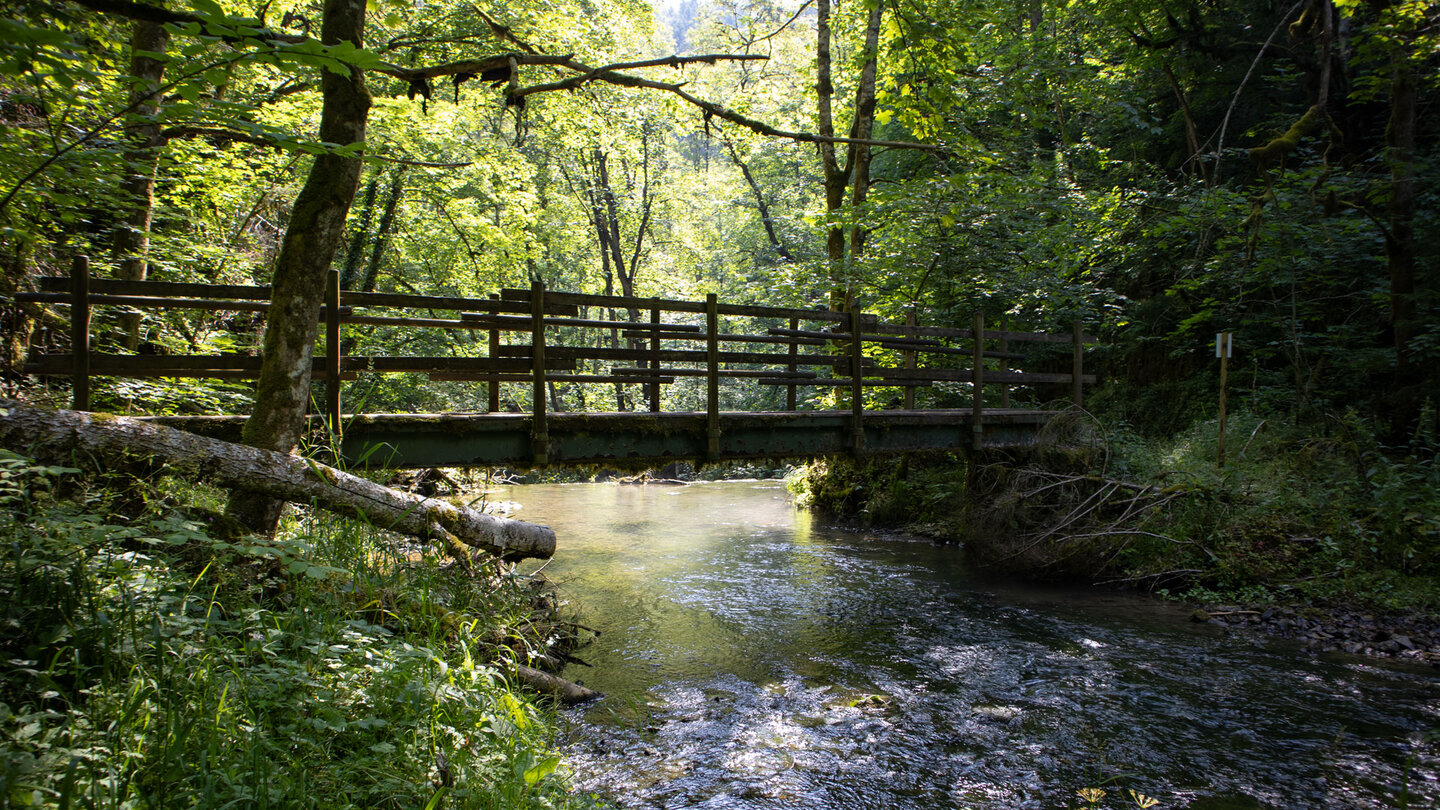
[226,0,371,535]
[816,0,883,310]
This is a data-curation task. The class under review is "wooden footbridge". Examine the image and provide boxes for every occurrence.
[20,259,1096,469]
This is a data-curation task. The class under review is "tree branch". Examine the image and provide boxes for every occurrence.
[161,125,281,147]
[66,0,307,42]
[514,61,938,151]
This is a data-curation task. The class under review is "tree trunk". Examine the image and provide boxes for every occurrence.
[845,0,885,265]
[359,166,406,294]
[724,140,795,263]
[227,0,371,535]
[112,18,170,350]
[1385,53,1419,405]
[620,126,656,319]
[0,240,37,379]
[816,0,846,308]
[816,0,883,307]
[595,151,634,309]
[589,150,633,411]
[0,401,556,561]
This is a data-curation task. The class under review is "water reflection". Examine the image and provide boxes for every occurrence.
[492,482,1439,809]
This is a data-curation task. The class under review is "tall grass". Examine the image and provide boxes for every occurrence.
[0,450,600,809]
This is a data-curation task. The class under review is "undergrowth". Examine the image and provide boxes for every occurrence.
[0,450,600,809]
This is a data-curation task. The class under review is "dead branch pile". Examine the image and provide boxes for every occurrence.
[959,408,1185,579]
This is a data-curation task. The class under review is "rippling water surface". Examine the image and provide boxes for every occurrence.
[487,481,1439,809]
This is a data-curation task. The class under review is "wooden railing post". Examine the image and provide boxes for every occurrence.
[706,293,720,459]
[70,256,90,412]
[487,294,501,413]
[325,268,342,431]
[649,300,661,413]
[850,306,865,452]
[999,315,1011,409]
[972,311,985,451]
[1072,318,1084,408]
[531,281,548,465]
[902,308,917,410]
[785,316,799,411]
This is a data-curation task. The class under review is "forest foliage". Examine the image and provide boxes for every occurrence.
[0,0,1437,805]
[0,0,1432,430]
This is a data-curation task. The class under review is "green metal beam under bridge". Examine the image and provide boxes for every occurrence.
[148,409,1056,469]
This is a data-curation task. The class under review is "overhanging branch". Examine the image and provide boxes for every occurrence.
[512,62,937,151]
[63,0,936,154]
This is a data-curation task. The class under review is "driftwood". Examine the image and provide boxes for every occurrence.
[512,663,599,704]
[0,401,555,562]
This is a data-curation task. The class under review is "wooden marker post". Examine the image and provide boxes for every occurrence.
[902,308,917,410]
[531,281,548,465]
[1072,318,1084,408]
[785,316,799,411]
[972,311,985,451]
[487,294,501,413]
[705,294,720,459]
[1217,331,1233,469]
[849,306,864,452]
[325,269,342,432]
[70,256,91,411]
[649,301,662,413]
[998,315,1010,408]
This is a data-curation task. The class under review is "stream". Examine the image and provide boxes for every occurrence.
[484,480,1439,809]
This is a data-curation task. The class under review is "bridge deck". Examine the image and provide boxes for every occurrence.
[150,408,1054,469]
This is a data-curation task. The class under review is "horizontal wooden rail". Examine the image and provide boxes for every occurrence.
[26,354,576,376]
[491,344,876,368]
[613,367,819,379]
[24,267,1098,459]
[462,313,702,332]
[496,286,880,324]
[624,329,828,347]
[37,276,272,299]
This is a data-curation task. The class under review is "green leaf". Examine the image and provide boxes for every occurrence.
[522,755,560,786]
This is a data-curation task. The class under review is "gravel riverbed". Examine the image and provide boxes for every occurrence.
[1193,604,1440,666]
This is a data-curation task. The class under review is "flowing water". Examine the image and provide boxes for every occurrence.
[484,481,1439,809]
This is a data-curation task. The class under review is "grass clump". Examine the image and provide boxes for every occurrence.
[1117,408,1440,611]
[0,450,600,809]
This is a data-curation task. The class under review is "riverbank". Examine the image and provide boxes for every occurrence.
[783,410,1440,666]
[0,450,593,808]
[1193,604,1440,665]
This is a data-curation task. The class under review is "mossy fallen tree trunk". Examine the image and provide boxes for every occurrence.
[0,401,555,562]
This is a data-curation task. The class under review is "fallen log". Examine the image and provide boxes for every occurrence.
[0,400,555,561]
[512,663,600,704]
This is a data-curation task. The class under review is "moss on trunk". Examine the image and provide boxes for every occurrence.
[227,0,371,534]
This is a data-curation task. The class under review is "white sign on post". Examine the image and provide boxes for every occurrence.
[1216,331,1233,468]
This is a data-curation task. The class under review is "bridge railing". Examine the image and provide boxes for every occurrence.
[19,256,1096,456]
